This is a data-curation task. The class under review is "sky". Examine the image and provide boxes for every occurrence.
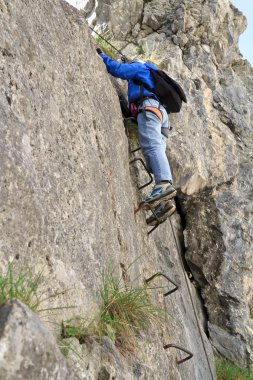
[231,0,253,65]
[65,0,88,9]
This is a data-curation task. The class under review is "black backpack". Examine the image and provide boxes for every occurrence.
[135,66,187,113]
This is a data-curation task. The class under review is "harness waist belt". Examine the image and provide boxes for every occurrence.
[139,106,163,122]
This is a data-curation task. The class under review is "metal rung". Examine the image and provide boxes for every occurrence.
[147,222,160,235]
[129,158,153,190]
[145,272,179,296]
[146,202,166,235]
[134,201,165,234]
[130,147,141,153]
[164,344,193,364]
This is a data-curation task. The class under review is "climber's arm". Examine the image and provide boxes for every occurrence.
[100,53,142,80]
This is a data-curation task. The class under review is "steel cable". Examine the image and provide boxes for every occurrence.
[89,26,128,62]
[169,218,215,380]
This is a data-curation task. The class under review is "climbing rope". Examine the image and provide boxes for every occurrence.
[89,26,128,62]
[168,217,215,380]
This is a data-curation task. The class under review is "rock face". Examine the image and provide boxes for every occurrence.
[0,299,79,380]
[0,0,252,378]
[0,1,215,379]
[86,0,253,369]
[95,0,143,40]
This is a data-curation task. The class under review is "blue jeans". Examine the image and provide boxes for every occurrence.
[137,98,173,184]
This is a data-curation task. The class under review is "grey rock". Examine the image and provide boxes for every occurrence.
[0,0,216,379]
[94,0,143,39]
[92,0,253,370]
[0,299,80,380]
[209,323,248,365]
[2,0,253,377]
[82,0,95,17]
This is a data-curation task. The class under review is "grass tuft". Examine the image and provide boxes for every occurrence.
[124,118,139,149]
[62,270,163,352]
[59,337,85,362]
[216,358,253,380]
[96,32,118,60]
[0,262,44,311]
[136,45,145,55]
[0,262,72,314]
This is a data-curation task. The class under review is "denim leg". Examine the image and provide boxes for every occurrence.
[137,100,173,184]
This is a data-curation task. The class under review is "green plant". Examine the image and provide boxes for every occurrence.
[136,45,145,55]
[61,317,94,343]
[0,262,71,314]
[219,78,226,86]
[60,342,70,358]
[100,272,161,343]
[216,358,253,380]
[96,32,118,60]
[59,337,85,362]
[124,118,139,149]
[62,271,163,352]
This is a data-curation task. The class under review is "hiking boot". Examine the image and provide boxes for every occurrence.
[143,182,177,209]
[146,200,176,226]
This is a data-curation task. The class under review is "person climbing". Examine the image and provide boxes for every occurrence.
[96,48,177,225]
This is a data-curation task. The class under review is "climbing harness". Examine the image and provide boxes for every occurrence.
[89,26,128,63]
[139,106,163,122]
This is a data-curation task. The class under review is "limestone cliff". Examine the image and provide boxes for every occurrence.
[86,0,253,369]
[0,300,79,380]
[0,0,252,379]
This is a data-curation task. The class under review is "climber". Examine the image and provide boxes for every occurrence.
[96,48,177,225]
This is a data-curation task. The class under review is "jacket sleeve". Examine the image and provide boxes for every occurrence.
[100,53,142,80]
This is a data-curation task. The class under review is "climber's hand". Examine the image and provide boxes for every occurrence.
[96,47,103,55]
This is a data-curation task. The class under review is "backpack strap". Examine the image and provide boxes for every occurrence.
[132,78,145,103]
[133,77,161,107]
[139,83,144,104]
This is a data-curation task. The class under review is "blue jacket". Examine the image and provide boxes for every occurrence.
[100,53,159,104]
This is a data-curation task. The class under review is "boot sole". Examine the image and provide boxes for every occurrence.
[147,189,177,208]
[146,204,176,226]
